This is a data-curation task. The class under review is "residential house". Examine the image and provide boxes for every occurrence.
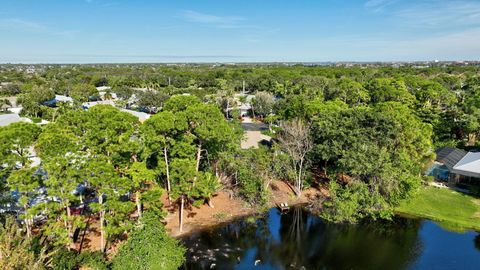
[82,100,116,109]
[44,95,73,106]
[121,109,151,123]
[234,93,255,117]
[96,86,117,101]
[428,147,480,187]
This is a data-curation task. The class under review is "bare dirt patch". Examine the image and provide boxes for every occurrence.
[165,180,324,237]
[73,180,324,253]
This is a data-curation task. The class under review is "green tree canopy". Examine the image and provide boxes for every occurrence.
[111,212,185,270]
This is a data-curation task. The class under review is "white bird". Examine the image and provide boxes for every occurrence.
[255,259,261,266]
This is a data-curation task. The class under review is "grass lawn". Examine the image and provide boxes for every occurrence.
[396,186,480,232]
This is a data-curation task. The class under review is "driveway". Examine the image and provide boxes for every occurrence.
[241,117,271,149]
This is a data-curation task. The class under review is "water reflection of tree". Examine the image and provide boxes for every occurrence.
[181,213,273,269]
[475,234,480,251]
[266,208,424,270]
[182,208,425,269]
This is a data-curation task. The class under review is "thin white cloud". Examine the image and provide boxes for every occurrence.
[0,18,76,38]
[0,18,46,32]
[395,1,480,28]
[179,10,245,28]
[364,0,398,11]
[319,27,480,60]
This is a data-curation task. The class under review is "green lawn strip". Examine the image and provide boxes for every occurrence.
[396,186,480,231]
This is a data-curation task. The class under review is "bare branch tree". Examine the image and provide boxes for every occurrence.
[277,118,313,197]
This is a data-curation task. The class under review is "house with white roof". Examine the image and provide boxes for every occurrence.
[233,93,255,117]
[428,147,480,188]
[44,95,73,106]
[82,100,116,109]
[96,86,111,91]
[452,152,480,186]
[121,109,151,122]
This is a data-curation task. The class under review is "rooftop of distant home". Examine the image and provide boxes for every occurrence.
[431,147,480,186]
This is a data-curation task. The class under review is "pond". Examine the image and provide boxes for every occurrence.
[181,207,480,270]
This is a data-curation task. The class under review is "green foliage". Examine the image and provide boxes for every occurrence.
[1,63,479,251]
[0,122,41,167]
[69,83,98,102]
[137,91,170,112]
[42,155,86,246]
[163,94,200,112]
[0,218,51,270]
[366,78,415,105]
[321,181,392,223]
[141,185,164,217]
[218,147,276,205]
[309,100,433,220]
[51,249,108,270]
[327,77,370,105]
[17,85,55,118]
[252,91,275,118]
[51,248,77,270]
[111,212,185,270]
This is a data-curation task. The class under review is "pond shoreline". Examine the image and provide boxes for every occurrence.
[164,180,324,238]
[181,206,480,270]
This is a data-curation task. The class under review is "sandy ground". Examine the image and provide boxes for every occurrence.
[74,180,324,254]
[165,180,324,237]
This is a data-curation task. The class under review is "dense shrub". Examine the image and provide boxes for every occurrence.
[51,249,108,270]
[111,212,185,270]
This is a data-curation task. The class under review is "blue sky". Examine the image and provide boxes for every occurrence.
[0,0,479,63]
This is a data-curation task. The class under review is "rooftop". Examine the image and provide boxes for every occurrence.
[452,152,480,178]
[120,109,151,122]
[435,147,467,171]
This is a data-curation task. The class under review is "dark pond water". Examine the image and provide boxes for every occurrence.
[181,207,480,270]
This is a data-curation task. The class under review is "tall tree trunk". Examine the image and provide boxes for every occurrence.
[164,146,171,202]
[99,194,106,252]
[468,133,477,146]
[66,203,72,237]
[207,198,214,208]
[135,191,142,220]
[226,99,230,119]
[297,158,304,197]
[179,195,184,232]
[324,160,328,176]
[24,204,31,239]
[291,159,300,196]
[66,204,75,250]
[193,143,202,185]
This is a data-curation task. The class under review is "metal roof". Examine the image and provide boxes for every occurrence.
[435,147,467,171]
[452,152,480,178]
